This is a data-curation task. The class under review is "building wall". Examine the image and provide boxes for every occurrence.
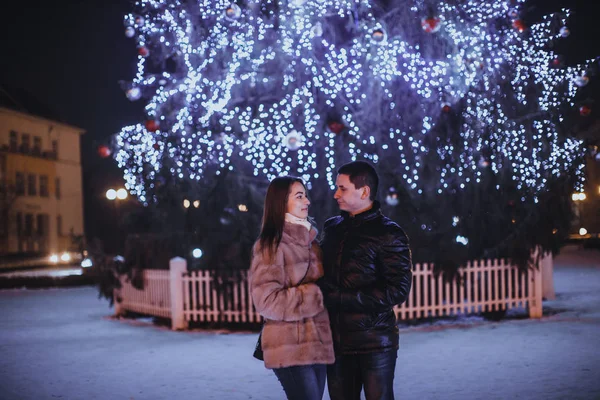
[0,107,85,255]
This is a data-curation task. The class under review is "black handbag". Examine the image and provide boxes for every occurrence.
[253,329,264,360]
[253,245,312,361]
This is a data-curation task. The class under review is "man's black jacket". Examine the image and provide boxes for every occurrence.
[319,201,412,354]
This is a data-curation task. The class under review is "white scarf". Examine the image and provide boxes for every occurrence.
[285,213,312,231]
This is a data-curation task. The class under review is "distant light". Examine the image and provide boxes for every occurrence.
[456,235,469,245]
[193,200,200,208]
[60,252,71,262]
[81,258,93,268]
[579,227,588,236]
[106,189,117,200]
[192,248,203,258]
[572,192,586,201]
[452,216,460,226]
[49,254,59,263]
[116,188,128,200]
[183,199,190,208]
[238,204,248,212]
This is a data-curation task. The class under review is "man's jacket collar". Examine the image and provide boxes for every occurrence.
[341,200,382,223]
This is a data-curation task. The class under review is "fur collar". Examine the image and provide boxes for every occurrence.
[282,221,317,246]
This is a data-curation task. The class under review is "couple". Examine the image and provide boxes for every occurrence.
[250,161,413,400]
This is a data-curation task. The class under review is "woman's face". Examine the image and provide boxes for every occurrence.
[286,181,310,219]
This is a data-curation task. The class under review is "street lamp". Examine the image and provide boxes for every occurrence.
[116,188,128,200]
[571,192,586,201]
[106,188,128,201]
[105,187,129,253]
[572,191,586,235]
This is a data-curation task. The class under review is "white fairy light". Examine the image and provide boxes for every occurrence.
[115,0,592,205]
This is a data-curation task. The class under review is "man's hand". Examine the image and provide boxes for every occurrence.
[316,277,339,310]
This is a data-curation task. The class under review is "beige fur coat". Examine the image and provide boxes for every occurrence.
[250,222,335,369]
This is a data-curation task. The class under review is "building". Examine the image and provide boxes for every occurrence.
[0,88,85,257]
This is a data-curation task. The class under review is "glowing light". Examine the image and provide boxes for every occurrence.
[572,192,586,201]
[116,188,128,200]
[115,0,592,205]
[456,235,469,245]
[192,248,203,258]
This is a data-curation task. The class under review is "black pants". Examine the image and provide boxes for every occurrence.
[327,350,397,400]
[273,364,327,400]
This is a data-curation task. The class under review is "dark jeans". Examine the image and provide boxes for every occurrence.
[273,364,327,400]
[327,350,397,400]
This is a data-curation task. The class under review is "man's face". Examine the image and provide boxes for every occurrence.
[334,174,370,214]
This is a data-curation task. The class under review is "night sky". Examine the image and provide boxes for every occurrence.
[1,0,599,243]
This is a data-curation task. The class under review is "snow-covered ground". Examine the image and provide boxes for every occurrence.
[0,265,83,278]
[0,245,598,400]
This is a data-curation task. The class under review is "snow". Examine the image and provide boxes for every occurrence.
[0,245,598,399]
[0,266,83,278]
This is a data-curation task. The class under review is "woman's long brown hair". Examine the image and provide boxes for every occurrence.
[257,176,306,262]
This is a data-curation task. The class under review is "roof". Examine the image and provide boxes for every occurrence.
[0,83,65,125]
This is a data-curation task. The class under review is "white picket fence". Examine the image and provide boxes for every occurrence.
[114,254,550,330]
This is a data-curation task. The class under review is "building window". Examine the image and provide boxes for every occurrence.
[33,136,42,155]
[57,215,62,236]
[0,208,7,236]
[15,172,25,195]
[9,131,18,151]
[0,154,5,184]
[21,134,30,153]
[28,174,37,196]
[24,214,33,237]
[55,177,61,199]
[40,176,49,197]
[37,214,43,236]
[52,140,58,158]
[16,212,23,236]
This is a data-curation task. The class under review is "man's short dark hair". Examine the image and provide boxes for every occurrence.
[337,161,379,201]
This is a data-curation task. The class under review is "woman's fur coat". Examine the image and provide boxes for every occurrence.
[250,222,335,369]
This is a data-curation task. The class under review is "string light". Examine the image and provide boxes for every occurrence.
[116,0,593,204]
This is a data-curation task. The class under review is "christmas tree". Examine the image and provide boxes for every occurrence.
[113,0,598,271]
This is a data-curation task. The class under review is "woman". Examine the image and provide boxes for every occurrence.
[250,176,335,400]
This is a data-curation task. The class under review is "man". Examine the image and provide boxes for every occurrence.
[319,160,413,400]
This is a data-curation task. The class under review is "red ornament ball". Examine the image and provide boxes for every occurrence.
[328,121,345,134]
[551,57,562,68]
[441,103,451,113]
[421,17,441,33]
[512,19,526,33]
[579,105,592,117]
[97,145,111,158]
[145,119,160,132]
[153,143,160,150]
[138,46,149,57]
